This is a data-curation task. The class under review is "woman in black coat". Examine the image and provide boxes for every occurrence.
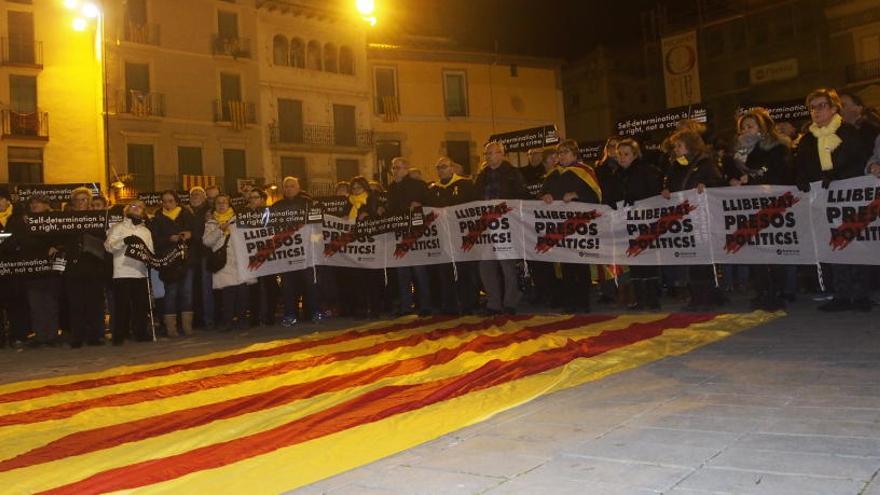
[617,138,663,310]
[150,190,196,336]
[730,108,794,310]
[342,176,384,318]
[662,130,725,309]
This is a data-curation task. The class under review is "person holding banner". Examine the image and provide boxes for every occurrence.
[344,176,384,318]
[104,200,153,345]
[18,195,64,347]
[732,108,794,311]
[388,157,432,316]
[189,186,215,329]
[539,139,603,313]
[63,187,108,347]
[150,190,196,336]
[617,138,663,310]
[273,177,319,326]
[527,149,562,307]
[245,188,280,326]
[0,189,29,348]
[474,141,529,315]
[662,130,725,309]
[204,193,255,332]
[796,88,872,312]
[428,157,479,314]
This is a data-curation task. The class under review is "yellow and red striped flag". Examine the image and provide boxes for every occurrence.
[0,311,779,494]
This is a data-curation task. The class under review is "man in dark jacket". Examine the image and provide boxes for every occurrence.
[539,139,603,313]
[388,157,432,316]
[474,141,529,314]
[428,157,478,314]
[273,177,319,326]
[797,88,872,312]
[189,186,214,328]
[63,187,107,347]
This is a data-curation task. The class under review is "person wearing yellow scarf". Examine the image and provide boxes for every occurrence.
[808,112,843,172]
[213,207,235,232]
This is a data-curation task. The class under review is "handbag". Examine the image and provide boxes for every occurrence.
[207,234,230,273]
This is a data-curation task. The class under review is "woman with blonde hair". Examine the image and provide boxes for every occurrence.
[203,193,254,331]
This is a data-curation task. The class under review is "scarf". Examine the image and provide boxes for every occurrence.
[434,174,465,189]
[213,208,234,225]
[0,204,12,229]
[809,113,843,171]
[348,192,368,221]
[561,162,603,202]
[162,206,182,221]
[675,156,689,166]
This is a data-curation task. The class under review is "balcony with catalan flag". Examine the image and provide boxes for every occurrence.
[213,100,257,130]
[1,109,48,140]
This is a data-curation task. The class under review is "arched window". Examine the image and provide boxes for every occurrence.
[272,35,289,66]
[290,37,305,68]
[323,42,338,72]
[339,45,354,75]
[306,40,322,70]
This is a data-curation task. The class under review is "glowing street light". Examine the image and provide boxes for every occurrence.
[72,17,88,31]
[356,0,375,15]
[81,3,100,18]
[64,0,79,9]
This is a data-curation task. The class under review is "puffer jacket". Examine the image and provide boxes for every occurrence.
[104,217,153,279]
[202,216,256,290]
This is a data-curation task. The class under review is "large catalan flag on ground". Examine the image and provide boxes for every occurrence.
[0,311,779,494]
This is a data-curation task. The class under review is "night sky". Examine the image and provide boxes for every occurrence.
[371,0,661,60]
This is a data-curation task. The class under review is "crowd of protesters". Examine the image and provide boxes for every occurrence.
[1,86,879,350]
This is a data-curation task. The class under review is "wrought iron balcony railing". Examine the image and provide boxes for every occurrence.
[268,123,372,149]
[212,100,257,127]
[846,58,880,84]
[123,19,160,46]
[117,90,165,117]
[211,35,251,58]
[1,38,42,67]
[1,109,48,139]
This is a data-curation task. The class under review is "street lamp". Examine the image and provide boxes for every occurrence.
[355,0,377,27]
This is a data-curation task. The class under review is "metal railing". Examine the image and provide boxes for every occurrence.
[117,90,165,117]
[1,109,48,139]
[211,35,251,58]
[212,100,257,125]
[268,123,373,149]
[846,58,880,84]
[123,19,160,45]
[1,38,42,67]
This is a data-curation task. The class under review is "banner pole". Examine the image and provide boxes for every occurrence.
[146,268,157,342]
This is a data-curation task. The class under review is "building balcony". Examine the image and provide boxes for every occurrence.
[846,58,880,85]
[123,19,160,46]
[213,100,257,127]
[1,38,42,68]
[116,90,165,117]
[269,123,373,151]
[1,109,48,140]
[211,35,251,58]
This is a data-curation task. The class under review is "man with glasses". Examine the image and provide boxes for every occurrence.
[387,157,432,316]
[428,157,478,314]
[474,141,529,315]
[246,188,280,325]
[796,88,872,312]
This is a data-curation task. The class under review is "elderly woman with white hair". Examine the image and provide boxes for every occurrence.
[104,200,154,345]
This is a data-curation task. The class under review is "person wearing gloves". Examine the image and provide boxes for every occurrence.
[203,193,254,331]
[795,88,872,312]
[104,200,153,345]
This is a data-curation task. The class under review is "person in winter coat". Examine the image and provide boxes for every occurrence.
[796,88,872,312]
[63,187,108,347]
[617,138,663,310]
[273,176,319,326]
[427,156,479,314]
[104,200,153,344]
[0,188,29,347]
[474,141,530,315]
[188,186,215,329]
[344,176,384,318]
[662,129,725,310]
[203,193,254,331]
[540,139,603,313]
[730,108,794,311]
[388,157,432,316]
[150,190,196,336]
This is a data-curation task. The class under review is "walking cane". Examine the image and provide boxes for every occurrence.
[146,268,157,342]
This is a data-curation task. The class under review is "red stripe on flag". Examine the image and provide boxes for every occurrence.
[1,315,611,471]
[34,314,716,494]
[0,315,536,428]
[0,316,457,405]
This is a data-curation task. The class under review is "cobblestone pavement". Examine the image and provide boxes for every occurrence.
[2,296,878,495]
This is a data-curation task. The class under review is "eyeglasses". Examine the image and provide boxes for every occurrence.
[809,101,831,112]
